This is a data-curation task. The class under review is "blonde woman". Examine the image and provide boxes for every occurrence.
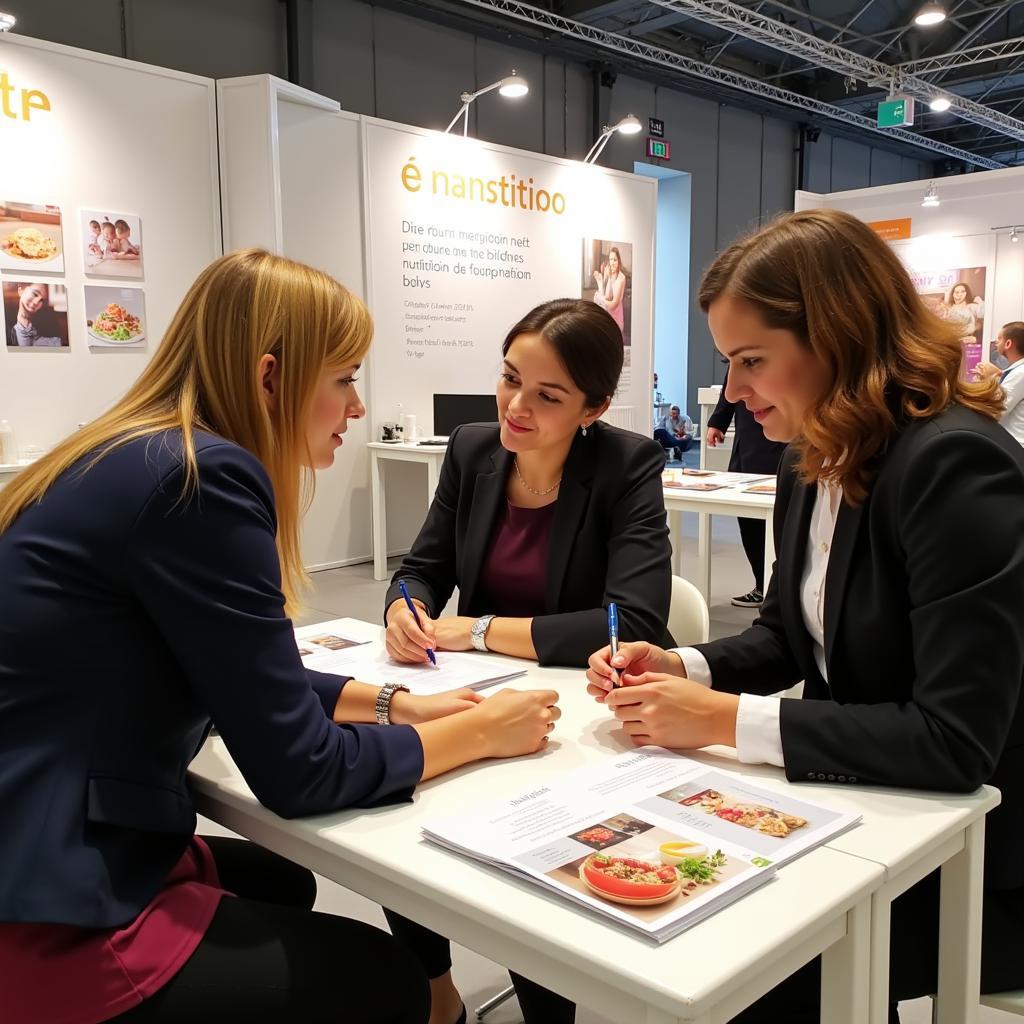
[0,250,559,1024]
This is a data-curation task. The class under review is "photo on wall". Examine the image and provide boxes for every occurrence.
[3,280,70,349]
[84,286,147,349]
[0,202,64,273]
[907,265,988,380]
[581,238,633,360]
[81,210,143,278]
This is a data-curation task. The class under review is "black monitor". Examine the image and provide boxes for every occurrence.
[432,393,499,437]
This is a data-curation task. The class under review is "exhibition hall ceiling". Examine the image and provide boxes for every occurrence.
[411,0,1024,168]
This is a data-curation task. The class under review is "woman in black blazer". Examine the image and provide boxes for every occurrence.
[588,209,1024,1023]
[383,299,674,1024]
[385,298,674,667]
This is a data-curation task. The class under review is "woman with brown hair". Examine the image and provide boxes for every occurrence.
[587,208,1024,1022]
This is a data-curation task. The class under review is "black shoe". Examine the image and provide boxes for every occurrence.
[731,588,763,608]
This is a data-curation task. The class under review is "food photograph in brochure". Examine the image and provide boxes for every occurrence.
[0,201,64,273]
[83,286,146,349]
[3,280,70,349]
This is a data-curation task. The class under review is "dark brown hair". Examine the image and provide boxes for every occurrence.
[699,208,1003,503]
[502,298,623,408]
[1003,321,1024,353]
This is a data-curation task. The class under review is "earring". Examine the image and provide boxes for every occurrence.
[581,423,588,436]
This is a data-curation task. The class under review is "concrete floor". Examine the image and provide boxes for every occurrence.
[199,512,1012,1024]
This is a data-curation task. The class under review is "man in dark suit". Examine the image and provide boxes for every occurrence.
[706,367,787,608]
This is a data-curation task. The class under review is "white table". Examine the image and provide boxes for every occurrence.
[368,441,448,582]
[0,461,25,493]
[188,620,892,1024]
[663,473,776,602]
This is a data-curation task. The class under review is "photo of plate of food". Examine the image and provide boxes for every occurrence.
[578,854,681,905]
[84,286,147,349]
[0,202,64,272]
[663,784,808,838]
[569,823,631,851]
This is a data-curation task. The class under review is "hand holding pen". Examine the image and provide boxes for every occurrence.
[394,579,437,666]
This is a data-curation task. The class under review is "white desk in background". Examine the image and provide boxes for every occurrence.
[663,472,776,603]
[0,462,27,493]
[367,440,448,582]
[188,619,898,1024]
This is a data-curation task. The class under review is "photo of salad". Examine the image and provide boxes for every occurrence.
[83,286,147,350]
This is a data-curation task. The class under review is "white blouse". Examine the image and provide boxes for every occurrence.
[676,480,842,767]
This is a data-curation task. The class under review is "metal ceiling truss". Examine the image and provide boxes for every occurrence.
[896,36,1024,77]
[648,0,1024,143]
[451,0,1005,166]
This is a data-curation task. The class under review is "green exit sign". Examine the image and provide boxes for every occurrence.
[877,95,915,127]
[646,137,671,159]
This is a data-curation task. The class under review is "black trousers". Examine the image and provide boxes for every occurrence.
[390,875,1024,1024]
[111,838,430,1024]
[737,516,766,592]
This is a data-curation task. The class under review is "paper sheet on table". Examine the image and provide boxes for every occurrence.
[294,619,526,694]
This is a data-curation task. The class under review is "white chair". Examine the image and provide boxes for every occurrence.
[668,574,710,646]
[981,991,1024,1015]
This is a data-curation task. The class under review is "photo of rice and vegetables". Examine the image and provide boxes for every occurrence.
[84,286,147,350]
[88,303,143,343]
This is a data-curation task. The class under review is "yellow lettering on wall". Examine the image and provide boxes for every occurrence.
[0,72,53,122]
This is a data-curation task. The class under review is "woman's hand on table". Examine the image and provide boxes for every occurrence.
[472,688,561,757]
[433,616,476,652]
[604,673,739,750]
[389,688,483,725]
[385,599,437,663]
[586,641,684,700]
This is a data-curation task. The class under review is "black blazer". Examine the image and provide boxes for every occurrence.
[386,420,674,666]
[0,431,423,928]
[696,405,1024,891]
[708,368,788,475]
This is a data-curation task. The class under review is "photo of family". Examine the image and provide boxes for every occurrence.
[84,286,147,350]
[3,280,70,349]
[0,202,64,273]
[81,210,143,278]
[581,238,633,351]
[548,818,748,925]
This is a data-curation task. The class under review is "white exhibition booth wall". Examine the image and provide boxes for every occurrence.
[0,40,658,573]
[218,75,657,570]
[0,33,222,453]
[796,170,1024,375]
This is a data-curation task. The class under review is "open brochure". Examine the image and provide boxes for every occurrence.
[423,747,860,943]
[294,618,526,695]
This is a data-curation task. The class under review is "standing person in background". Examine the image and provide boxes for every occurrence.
[705,367,787,607]
[653,404,693,461]
[975,321,1024,447]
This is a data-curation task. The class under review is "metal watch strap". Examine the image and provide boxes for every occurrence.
[375,683,410,725]
[470,614,496,652]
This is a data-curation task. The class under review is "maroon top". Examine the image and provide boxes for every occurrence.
[0,836,224,1024]
[477,499,558,617]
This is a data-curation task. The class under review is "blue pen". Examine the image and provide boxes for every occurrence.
[399,579,437,666]
[607,602,620,688]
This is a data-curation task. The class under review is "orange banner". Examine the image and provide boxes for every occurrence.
[867,218,912,240]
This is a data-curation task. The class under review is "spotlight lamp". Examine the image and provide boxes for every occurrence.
[1013,228,1020,243]
[914,2,947,25]
[921,182,940,208]
[991,224,1023,242]
[0,11,16,31]
[444,71,529,137]
[583,114,643,165]
[929,96,952,112]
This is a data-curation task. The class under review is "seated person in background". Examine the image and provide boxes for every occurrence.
[653,403,693,459]
[975,320,1024,447]
[383,298,674,1024]
[588,209,1024,1024]
[0,249,560,1024]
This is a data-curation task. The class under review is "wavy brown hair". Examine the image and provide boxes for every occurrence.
[698,208,1003,503]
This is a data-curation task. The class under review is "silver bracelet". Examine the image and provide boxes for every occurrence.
[375,683,410,725]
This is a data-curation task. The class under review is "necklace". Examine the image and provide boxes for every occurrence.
[514,458,561,496]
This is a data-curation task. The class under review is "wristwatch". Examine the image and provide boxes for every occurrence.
[375,683,410,725]
[470,614,496,652]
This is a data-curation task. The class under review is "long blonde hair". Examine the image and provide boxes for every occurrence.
[698,209,1002,503]
[0,248,372,612]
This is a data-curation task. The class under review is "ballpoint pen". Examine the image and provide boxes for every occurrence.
[607,602,620,688]
[398,579,437,666]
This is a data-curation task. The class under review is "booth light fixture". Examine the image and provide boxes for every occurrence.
[0,11,16,31]
[583,114,643,165]
[991,223,1024,242]
[1013,229,1021,243]
[914,3,947,26]
[929,96,952,113]
[921,182,940,207]
[444,71,529,137]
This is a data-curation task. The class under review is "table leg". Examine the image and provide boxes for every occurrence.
[821,897,871,1024]
[371,451,388,582]
[697,512,711,603]
[763,510,776,594]
[426,456,440,505]
[935,821,984,1024]
[670,510,684,577]
[868,886,893,1024]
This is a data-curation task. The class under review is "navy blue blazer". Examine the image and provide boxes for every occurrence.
[0,431,424,928]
